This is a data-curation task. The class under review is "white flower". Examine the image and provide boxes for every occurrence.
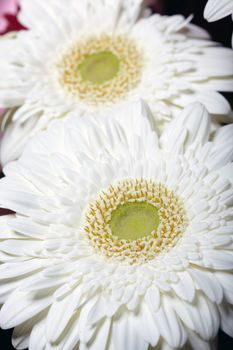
[1,0,233,165]
[204,0,233,46]
[0,101,233,350]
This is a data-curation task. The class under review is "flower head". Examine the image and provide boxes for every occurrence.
[1,0,233,165]
[0,101,233,350]
[204,0,233,46]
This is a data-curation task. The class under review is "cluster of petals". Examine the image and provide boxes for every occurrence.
[0,101,233,350]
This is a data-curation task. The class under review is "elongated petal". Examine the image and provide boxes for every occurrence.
[0,290,51,329]
[161,102,210,154]
[204,0,233,22]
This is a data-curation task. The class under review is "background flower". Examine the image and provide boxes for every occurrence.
[0,0,233,166]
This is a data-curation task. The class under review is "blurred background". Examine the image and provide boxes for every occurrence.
[0,0,233,349]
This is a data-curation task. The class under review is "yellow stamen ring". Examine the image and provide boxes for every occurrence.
[56,35,142,106]
[84,179,188,265]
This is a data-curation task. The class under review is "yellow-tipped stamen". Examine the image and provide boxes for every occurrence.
[56,35,142,106]
[84,179,188,265]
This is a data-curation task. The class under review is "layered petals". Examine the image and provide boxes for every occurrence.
[0,101,233,349]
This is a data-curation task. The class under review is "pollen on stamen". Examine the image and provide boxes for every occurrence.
[56,35,142,107]
[83,179,188,265]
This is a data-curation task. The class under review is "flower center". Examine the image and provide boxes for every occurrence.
[84,179,188,265]
[109,202,160,241]
[78,51,120,85]
[56,35,142,107]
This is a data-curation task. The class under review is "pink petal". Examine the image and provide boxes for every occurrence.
[0,0,19,16]
[0,14,8,32]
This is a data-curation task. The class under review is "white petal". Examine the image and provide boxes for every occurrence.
[12,322,31,350]
[172,90,231,115]
[112,311,148,350]
[216,163,233,185]
[189,269,223,304]
[144,286,160,312]
[0,114,39,166]
[12,312,46,350]
[202,250,233,270]
[161,103,210,154]
[0,260,42,279]
[110,100,158,145]
[139,303,160,347]
[0,290,51,329]
[0,279,22,304]
[219,303,233,337]
[171,296,218,340]
[0,214,18,240]
[80,317,111,350]
[171,271,195,302]
[19,0,71,30]
[184,23,211,39]
[29,319,47,350]
[207,124,233,170]
[0,239,43,256]
[204,0,233,22]
[153,299,185,348]
[188,330,213,350]
[19,273,66,293]
[46,287,83,343]
[215,272,233,304]
[195,47,233,77]
[8,217,47,239]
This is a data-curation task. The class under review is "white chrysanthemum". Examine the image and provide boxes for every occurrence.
[0,101,233,350]
[204,0,233,46]
[1,0,233,165]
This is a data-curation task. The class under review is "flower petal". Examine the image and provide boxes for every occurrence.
[189,269,223,304]
[161,102,210,154]
[219,303,233,337]
[46,287,84,343]
[204,0,233,22]
[112,311,148,350]
[0,290,51,329]
[28,319,47,350]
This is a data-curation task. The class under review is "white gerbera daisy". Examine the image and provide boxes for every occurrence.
[1,0,233,165]
[204,0,233,46]
[0,101,233,350]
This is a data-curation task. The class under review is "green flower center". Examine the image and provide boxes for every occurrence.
[109,202,160,241]
[78,51,120,85]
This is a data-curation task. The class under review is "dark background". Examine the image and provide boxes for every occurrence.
[0,0,233,349]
